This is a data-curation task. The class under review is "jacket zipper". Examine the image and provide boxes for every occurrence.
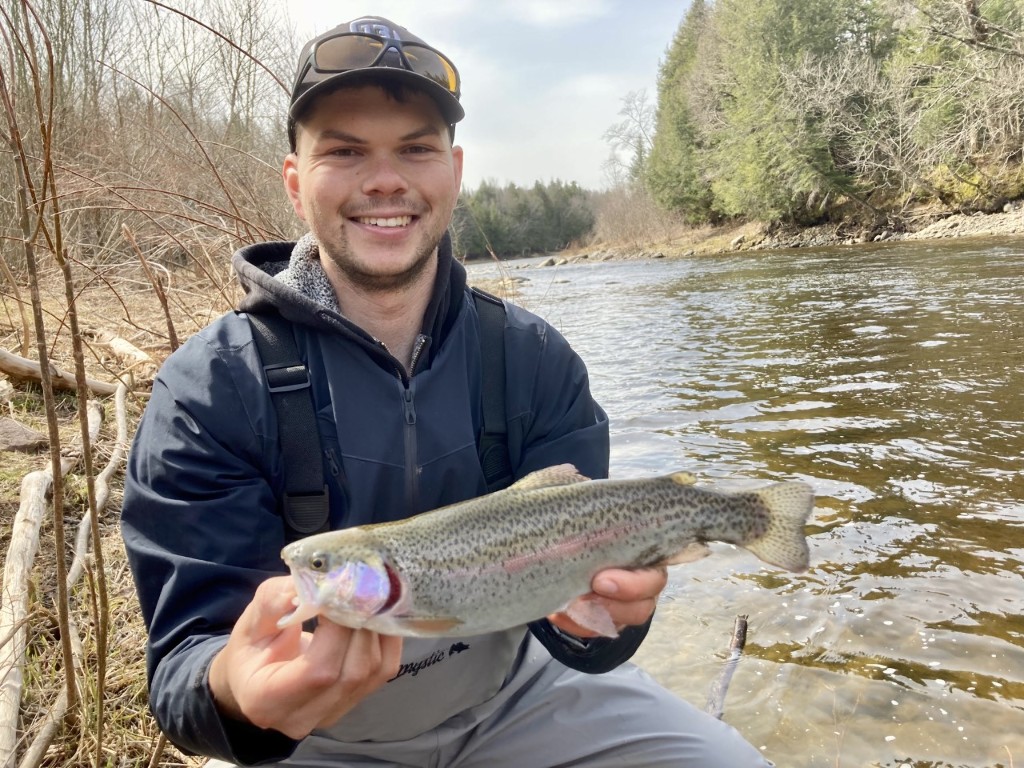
[378,334,428,513]
[401,335,428,512]
[402,380,418,510]
[408,334,428,375]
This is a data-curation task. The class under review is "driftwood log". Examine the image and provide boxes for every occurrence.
[0,348,117,397]
[0,327,155,398]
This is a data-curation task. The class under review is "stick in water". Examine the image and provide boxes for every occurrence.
[705,614,749,719]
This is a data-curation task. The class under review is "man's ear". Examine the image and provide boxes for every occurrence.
[451,144,464,193]
[282,153,306,221]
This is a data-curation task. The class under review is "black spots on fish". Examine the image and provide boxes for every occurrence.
[719,495,772,541]
[664,485,773,545]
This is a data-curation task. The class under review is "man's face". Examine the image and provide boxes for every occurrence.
[284,85,464,293]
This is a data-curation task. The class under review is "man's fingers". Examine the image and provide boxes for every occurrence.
[592,566,668,601]
[307,629,404,731]
[300,623,403,697]
[243,576,300,638]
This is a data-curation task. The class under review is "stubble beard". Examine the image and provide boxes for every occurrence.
[314,215,445,294]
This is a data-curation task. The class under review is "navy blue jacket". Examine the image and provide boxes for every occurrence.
[121,236,646,762]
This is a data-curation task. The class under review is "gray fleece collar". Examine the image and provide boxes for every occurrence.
[274,233,341,314]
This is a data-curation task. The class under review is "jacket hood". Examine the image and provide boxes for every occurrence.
[232,231,468,361]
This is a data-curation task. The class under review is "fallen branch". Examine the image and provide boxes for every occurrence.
[18,385,127,768]
[87,328,158,383]
[705,614,749,720]
[0,347,118,397]
[0,402,102,767]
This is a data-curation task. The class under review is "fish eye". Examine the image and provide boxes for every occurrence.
[310,554,328,571]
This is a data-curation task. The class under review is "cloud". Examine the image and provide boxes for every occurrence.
[499,0,614,27]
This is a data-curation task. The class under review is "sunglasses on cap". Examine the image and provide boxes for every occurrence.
[309,32,460,96]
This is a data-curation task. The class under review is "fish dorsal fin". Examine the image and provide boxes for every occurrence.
[669,471,698,486]
[508,464,591,492]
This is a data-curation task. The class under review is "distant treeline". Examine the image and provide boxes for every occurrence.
[453,180,595,260]
[640,0,1024,226]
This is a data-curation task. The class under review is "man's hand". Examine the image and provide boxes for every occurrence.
[547,566,668,638]
[208,575,402,739]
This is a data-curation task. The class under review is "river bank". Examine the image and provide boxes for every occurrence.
[555,201,1024,265]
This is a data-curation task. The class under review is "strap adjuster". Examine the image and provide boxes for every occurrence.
[264,363,310,394]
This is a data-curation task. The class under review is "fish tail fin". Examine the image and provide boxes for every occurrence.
[745,481,814,572]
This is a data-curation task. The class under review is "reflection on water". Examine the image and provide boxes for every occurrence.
[469,239,1024,767]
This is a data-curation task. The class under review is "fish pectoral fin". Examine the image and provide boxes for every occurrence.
[562,595,619,638]
[507,464,591,492]
[663,541,711,566]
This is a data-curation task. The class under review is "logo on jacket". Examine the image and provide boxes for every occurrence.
[387,642,472,682]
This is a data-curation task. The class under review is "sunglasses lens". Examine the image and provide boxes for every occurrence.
[311,35,459,95]
[314,35,384,71]
[402,44,459,93]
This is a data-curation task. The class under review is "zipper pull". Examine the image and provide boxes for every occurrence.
[324,447,342,477]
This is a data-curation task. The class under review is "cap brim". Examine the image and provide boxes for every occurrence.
[289,68,464,126]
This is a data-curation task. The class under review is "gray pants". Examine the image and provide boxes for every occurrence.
[205,659,771,767]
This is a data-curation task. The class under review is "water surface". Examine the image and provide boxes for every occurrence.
[468,239,1024,768]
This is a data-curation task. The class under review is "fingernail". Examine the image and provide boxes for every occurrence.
[594,577,618,596]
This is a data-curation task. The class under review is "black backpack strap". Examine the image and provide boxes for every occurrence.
[472,288,514,493]
[247,312,330,541]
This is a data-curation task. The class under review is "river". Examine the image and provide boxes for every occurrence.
[467,238,1024,768]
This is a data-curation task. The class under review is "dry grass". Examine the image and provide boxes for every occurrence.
[1,265,232,768]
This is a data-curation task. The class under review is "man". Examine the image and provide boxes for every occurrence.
[121,16,772,767]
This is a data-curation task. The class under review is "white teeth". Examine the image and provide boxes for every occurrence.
[356,216,412,228]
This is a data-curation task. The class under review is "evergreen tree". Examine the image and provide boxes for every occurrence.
[645,0,716,222]
[454,180,596,260]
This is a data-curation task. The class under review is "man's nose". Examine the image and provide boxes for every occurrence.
[362,154,409,196]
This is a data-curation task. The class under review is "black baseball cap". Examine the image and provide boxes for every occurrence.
[288,16,464,147]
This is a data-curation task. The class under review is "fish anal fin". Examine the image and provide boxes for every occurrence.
[563,595,619,638]
[508,464,590,492]
[663,541,711,566]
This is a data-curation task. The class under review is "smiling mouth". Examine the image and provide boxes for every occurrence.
[353,215,414,228]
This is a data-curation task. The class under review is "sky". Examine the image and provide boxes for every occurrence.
[280,1,687,191]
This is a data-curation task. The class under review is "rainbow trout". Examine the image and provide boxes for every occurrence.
[279,464,814,637]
